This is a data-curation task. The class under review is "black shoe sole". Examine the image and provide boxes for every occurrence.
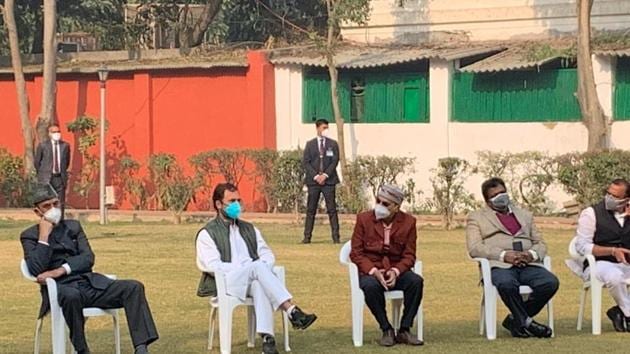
[291,314,317,330]
[606,308,627,332]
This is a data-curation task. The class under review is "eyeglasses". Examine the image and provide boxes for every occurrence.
[376,198,391,208]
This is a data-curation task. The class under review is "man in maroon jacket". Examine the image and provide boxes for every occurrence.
[350,184,423,347]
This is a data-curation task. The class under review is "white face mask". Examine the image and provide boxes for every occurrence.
[51,132,61,141]
[43,207,62,224]
[374,203,390,220]
[320,129,328,138]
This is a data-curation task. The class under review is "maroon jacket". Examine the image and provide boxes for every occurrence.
[350,210,418,275]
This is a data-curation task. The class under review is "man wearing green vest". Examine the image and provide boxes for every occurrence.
[196,183,317,354]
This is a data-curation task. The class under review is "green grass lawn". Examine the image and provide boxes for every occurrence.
[1,219,630,353]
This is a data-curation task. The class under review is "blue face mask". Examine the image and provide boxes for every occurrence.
[223,201,242,220]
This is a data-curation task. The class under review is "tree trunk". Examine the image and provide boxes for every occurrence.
[3,0,36,176]
[37,0,58,143]
[325,0,348,180]
[187,0,223,48]
[577,0,609,152]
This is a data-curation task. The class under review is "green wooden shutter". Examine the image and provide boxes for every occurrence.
[302,73,350,123]
[615,58,630,120]
[363,72,429,123]
[452,69,581,122]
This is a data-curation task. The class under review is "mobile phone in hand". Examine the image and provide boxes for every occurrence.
[513,241,523,252]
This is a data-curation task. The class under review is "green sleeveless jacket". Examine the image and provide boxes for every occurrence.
[196,217,259,297]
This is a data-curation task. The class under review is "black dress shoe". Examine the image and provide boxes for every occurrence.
[262,335,279,354]
[501,315,529,338]
[301,238,311,244]
[379,328,395,347]
[134,344,149,354]
[525,320,553,338]
[625,316,630,333]
[395,330,424,345]
[289,306,317,330]
[607,306,626,332]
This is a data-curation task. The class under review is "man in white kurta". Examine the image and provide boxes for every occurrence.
[196,183,317,354]
[570,179,630,332]
[196,222,291,335]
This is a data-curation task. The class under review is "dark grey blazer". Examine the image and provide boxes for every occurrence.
[20,220,113,318]
[303,137,340,186]
[34,140,71,183]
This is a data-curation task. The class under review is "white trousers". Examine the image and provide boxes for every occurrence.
[226,261,292,335]
[591,261,630,317]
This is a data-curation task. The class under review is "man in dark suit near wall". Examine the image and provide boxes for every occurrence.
[21,184,159,354]
[302,118,341,244]
[35,124,71,214]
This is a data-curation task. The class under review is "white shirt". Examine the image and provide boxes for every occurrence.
[196,224,275,275]
[51,139,61,174]
[317,136,326,152]
[575,207,625,256]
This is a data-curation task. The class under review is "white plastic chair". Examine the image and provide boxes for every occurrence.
[339,241,423,347]
[20,259,121,354]
[207,265,291,354]
[567,237,630,335]
[471,256,554,340]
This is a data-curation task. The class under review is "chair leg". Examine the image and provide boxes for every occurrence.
[218,305,234,354]
[34,318,43,354]
[417,301,424,342]
[208,305,217,350]
[351,297,364,347]
[113,312,121,354]
[547,299,554,338]
[247,307,256,348]
[479,292,485,336]
[282,310,291,352]
[577,288,587,331]
[484,289,497,340]
[591,284,603,335]
[51,310,66,354]
[391,299,402,331]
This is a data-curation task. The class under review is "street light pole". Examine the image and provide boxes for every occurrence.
[97,65,109,225]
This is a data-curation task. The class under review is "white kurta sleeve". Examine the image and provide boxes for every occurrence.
[254,227,275,267]
[575,207,596,256]
[196,229,236,274]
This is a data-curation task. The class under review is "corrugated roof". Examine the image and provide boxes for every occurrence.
[270,45,504,68]
[596,48,630,57]
[0,60,247,74]
[459,48,564,73]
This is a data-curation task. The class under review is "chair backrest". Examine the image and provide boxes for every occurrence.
[20,259,37,282]
[339,241,351,265]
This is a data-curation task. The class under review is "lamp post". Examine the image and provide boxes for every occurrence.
[97,64,108,225]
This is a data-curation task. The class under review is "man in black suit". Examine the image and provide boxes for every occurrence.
[302,118,340,244]
[35,124,71,214]
[21,184,159,354]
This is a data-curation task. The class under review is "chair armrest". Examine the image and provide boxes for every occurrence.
[104,274,117,280]
[413,260,423,276]
[543,256,552,271]
[45,277,59,304]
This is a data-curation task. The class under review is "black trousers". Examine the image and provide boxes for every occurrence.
[50,175,67,215]
[57,279,159,351]
[359,271,424,331]
[491,265,559,328]
[303,184,339,240]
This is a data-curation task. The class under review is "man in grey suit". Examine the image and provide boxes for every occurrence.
[466,177,559,338]
[35,124,71,214]
[302,118,340,244]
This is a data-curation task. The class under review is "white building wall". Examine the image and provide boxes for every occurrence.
[342,0,630,44]
[274,55,630,208]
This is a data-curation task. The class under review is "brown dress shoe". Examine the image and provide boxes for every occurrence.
[379,329,396,347]
[396,330,424,346]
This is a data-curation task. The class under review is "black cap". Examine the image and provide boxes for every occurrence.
[31,184,58,205]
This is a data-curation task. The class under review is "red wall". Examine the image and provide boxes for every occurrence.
[0,51,276,211]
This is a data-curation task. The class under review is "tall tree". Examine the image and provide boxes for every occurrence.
[577,0,609,151]
[322,0,370,177]
[37,0,57,143]
[1,0,36,175]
